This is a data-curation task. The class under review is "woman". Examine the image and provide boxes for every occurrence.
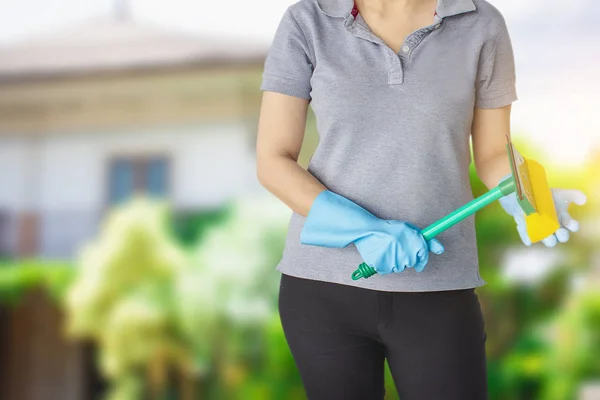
[256,0,586,398]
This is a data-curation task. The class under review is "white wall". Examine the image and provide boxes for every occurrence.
[0,121,260,258]
[0,137,41,255]
[0,136,39,212]
[38,122,258,211]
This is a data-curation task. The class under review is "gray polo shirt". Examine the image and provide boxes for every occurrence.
[261,0,518,292]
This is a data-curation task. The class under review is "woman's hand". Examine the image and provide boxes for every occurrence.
[499,188,587,247]
[300,190,444,274]
[354,221,445,274]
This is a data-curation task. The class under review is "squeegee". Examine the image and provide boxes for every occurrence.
[351,136,561,281]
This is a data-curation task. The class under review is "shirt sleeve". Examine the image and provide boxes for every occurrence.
[475,22,518,109]
[260,8,314,100]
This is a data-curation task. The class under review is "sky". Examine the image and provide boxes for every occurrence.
[1,0,599,166]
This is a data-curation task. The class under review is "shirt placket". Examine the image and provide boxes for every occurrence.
[345,13,406,85]
[346,4,444,86]
[399,18,443,68]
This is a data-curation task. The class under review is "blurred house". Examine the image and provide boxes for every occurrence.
[0,9,267,260]
[0,7,268,400]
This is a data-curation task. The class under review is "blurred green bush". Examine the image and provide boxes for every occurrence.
[0,260,74,305]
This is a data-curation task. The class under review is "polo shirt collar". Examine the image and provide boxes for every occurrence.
[316,0,476,19]
[436,0,476,17]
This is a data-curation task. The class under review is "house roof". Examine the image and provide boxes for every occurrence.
[0,16,269,83]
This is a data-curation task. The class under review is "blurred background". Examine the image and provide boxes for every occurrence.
[0,0,598,399]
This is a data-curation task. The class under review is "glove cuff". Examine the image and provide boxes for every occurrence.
[497,172,512,185]
[300,190,382,248]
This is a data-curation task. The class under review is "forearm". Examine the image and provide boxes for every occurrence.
[471,105,513,189]
[475,150,512,189]
[257,155,326,217]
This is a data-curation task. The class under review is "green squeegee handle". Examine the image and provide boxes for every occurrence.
[351,177,517,281]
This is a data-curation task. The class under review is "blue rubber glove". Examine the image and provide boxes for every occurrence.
[498,176,587,247]
[300,190,444,274]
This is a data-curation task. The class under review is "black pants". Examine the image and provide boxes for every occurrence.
[278,273,488,400]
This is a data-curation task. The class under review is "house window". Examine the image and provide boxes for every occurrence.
[108,157,169,205]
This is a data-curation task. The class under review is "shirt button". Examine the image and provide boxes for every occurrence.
[402,45,410,53]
